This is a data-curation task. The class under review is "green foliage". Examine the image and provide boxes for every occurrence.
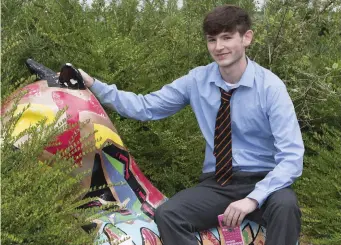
[295,126,341,245]
[249,0,341,131]
[1,0,341,244]
[1,98,96,245]
[113,107,204,196]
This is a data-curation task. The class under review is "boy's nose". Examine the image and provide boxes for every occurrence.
[215,39,225,50]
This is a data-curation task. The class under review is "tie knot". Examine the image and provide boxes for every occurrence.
[220,88,236,102]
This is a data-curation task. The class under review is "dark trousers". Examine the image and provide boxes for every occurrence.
[154,171,301,245]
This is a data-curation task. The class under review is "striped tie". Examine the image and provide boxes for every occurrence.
[214,88,236,186]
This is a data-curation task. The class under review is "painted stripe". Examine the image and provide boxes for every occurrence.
[94,124,123,148]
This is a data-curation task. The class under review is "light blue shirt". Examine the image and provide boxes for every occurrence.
[90,58,304,207]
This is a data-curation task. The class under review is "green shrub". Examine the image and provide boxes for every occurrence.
[295,126,341,245]
[1,0,341,244]
[1,96,96,245]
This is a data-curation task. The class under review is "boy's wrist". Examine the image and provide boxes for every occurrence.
[78,68,95,88]
[85,77,95,88]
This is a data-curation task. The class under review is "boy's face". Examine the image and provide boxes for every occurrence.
[206,30,253,68]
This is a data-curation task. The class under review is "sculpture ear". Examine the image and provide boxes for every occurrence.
[58,63,85,90]
[25,58,60,87]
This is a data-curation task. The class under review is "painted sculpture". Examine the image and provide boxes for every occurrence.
[3,59,270,245]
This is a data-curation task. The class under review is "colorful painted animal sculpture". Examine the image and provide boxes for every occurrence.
[2,59,278,245]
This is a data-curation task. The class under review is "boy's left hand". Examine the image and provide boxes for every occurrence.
[223,198,258,228]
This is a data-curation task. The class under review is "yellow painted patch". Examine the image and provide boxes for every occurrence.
[94,124,123,148]
[13,104,55,136]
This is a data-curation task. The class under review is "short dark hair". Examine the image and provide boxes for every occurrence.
[203,5,252,36]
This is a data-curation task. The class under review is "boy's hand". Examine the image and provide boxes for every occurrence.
[78,69,95,88]
[223,198,258,228]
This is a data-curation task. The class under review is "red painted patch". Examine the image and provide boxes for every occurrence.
[22,83,41,98]
[141,228,161,245]
[104,226,120,241]
[1,83,41,114]
[47,91,107,163]
[141,202,155,216]
[199,230,220,245]
[130,157,165,205]
[117,153,130,179]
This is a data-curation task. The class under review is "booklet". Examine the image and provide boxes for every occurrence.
[218,214,244,245]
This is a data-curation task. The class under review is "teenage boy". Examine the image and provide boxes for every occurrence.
[79,5,304,245]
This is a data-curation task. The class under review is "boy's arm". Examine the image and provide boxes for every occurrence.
[247,85,304,207]
[79,69,192,121]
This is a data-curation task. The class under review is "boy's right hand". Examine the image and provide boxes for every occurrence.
[78,69,95,88]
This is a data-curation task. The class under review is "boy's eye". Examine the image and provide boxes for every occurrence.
[207,39,216,42]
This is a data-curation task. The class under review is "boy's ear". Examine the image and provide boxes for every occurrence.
[243,30,253,47]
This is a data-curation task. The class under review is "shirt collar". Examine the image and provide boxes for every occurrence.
[210,57,255,88]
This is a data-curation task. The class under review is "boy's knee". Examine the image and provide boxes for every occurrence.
[268,188,301,215]
[154,202,173,224]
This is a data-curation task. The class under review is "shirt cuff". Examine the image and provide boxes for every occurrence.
[247,188,269,208]
[89,78,105,96]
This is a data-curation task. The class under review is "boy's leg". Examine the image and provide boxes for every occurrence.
[261,188,301,245]
[245,187,301,245]
[154,172,265,245]
[154,184,231,245]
